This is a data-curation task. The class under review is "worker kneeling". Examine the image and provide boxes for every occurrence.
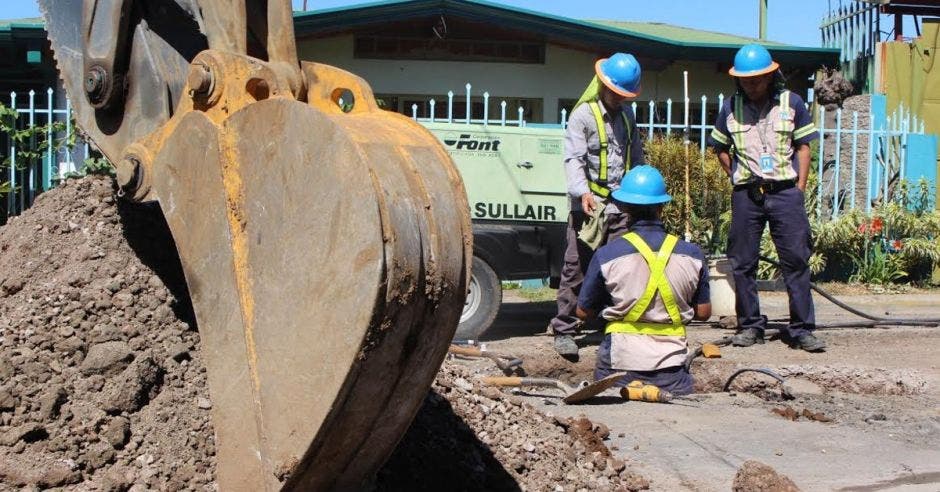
[576,165,711,397]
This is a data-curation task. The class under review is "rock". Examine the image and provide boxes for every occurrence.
[197,397,212,410]
[732,460,801,492]
[0,387,18,411]
[168,341,191,362]
[0,276,25,296]
[37,386,67,421]
[0,423,48,445]
[100,355,162,413]
[101,416,131,449]
[84,441,117,471]
[81,341,134,376]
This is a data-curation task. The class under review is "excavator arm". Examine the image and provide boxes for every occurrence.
[39,1,472,490]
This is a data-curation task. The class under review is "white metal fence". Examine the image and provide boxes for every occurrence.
[2,88,91,217]
[1,80,933,222]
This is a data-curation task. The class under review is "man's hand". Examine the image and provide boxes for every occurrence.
[717,151,733,179]
[580,193,597,213]
[796,143,811,191]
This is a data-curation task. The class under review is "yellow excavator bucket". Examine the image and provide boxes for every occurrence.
[39,1,471,490]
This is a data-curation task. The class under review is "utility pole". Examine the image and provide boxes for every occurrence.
[759,0,768,40]
[303,0,308,11]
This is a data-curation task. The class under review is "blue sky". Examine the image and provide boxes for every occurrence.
[1,0,917,48]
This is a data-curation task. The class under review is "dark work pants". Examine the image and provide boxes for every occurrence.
[550,210,630,336]
[728,186,815,338]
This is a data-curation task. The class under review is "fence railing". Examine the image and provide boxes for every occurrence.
[2,88,91,218]
[1,81,934,223]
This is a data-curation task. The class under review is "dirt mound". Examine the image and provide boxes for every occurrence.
[0,177,215,489]
[732,460,800,492]
[378,363,649,491]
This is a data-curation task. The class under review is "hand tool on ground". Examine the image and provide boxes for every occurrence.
[481,372,627,404]
[448,344,523,373]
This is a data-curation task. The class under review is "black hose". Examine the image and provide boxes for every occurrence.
[723,368,787,392]
[758,255,940,324]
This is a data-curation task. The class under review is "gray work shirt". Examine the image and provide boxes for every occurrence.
[564,101,645,214]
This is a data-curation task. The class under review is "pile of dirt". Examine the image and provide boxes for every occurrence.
[732,460,800,492]
[0,177,215,489]
[0,176,646,490]
[377,362,650,491]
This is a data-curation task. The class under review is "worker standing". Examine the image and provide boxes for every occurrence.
[577,165,711,395]
[708,44,826,352]
[552,52,645,360]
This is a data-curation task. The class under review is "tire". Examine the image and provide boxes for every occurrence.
[455,256,502,341]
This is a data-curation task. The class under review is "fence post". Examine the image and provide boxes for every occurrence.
[27,90,36,209]
[666,98,673,137]
[817,106,826,219]
[560,108,567,130]
[883,117,890,202]
[8,91,15,214]
[45,88,53,191]
[850,111,859,210]
[483,92,489,127]
[65,97,74,176]
[465,83,471,125]
[648,100,655,135]
[500,101,507,126]
[411,103,418,120]
[447,91,454,123]
[429,99,436,123]
[517,106,524,127]
[833,108,843,218]
[699,95,707,156]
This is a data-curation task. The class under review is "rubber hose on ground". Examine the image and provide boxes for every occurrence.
[758,255,940,324]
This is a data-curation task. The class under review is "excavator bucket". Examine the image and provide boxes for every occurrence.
[40,1,471,490]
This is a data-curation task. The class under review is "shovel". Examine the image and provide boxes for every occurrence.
[481,372,627,404]
[449,344,524,373]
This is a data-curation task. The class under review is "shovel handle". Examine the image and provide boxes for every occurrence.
[481,376,523,387]
[448,345,482,357]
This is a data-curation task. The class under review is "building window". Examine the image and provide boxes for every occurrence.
[355,36,545,64]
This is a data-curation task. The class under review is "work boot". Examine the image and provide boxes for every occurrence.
[790,333,827,352]
[554,335,579,361]
[731,328,765,347]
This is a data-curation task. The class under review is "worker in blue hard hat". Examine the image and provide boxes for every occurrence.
[552,52,647,360]
[708,44,826,352]
[577,165,711,395]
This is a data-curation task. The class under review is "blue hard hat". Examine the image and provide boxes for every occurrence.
[594,53,641,97]
[611,165,672,205]
[728,44,779,77]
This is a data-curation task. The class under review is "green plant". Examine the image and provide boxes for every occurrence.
[813,204,940,284]
[849,241,907,285]
[0,102,76,196]
[644,136,732,253]
[72,156,114,177]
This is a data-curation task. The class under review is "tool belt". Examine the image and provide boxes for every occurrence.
[734,179,795,204]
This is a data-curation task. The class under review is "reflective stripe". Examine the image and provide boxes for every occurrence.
[710,128,730,146]
[604,321,686,336]
[793,123,816,139]
[588,101,631,197]
[776,91,790,168]
[605,233,685,337]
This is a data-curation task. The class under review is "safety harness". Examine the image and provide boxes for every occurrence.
[605,232,685,337]
[587,101,632,198]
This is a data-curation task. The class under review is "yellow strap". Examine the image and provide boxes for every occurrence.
[588,101,631,193]
[607,233,684,337]
[606,320,686,337]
